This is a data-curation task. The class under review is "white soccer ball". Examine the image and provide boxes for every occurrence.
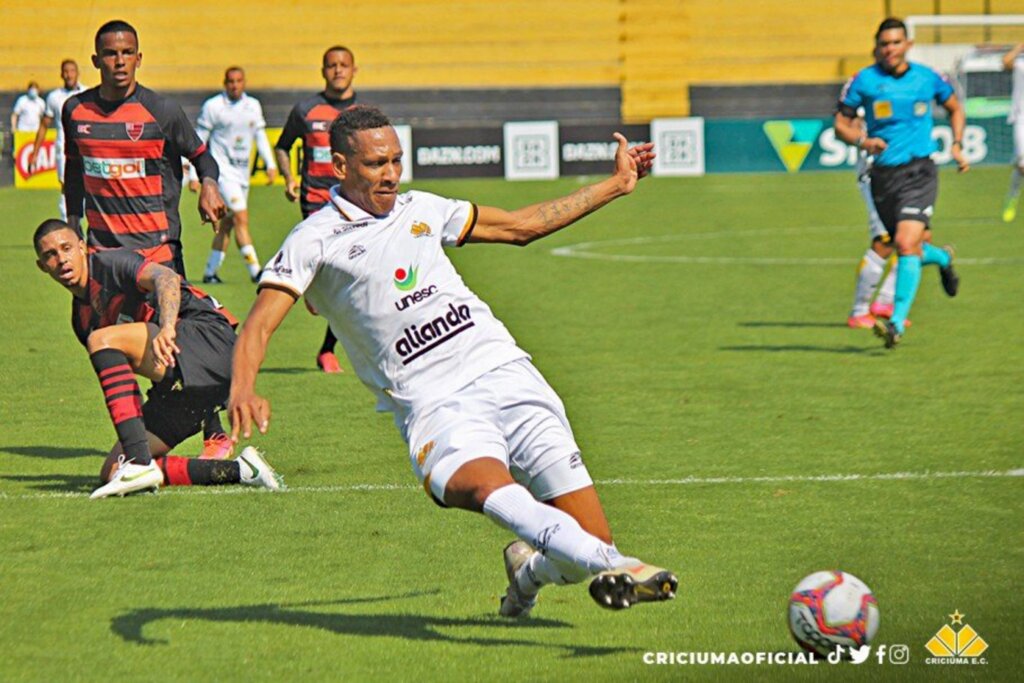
[788,570,880,656]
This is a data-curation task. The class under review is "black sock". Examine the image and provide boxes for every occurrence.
[186,459,241,486]
[320,326,337,354]
[90,348,150,465]
[202,409,225,440]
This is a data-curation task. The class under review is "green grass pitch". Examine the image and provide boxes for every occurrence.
[1,168,1021,681]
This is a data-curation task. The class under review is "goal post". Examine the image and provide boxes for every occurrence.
[906,14,1024,165]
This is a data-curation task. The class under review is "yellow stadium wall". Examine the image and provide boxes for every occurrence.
[4,0,1022,123]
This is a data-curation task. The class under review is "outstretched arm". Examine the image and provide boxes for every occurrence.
[229,287,297,441]
[468,134,654,246]
[137,262,183,368]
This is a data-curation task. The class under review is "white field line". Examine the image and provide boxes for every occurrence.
[550,226,1024,266]
[1,469,1020,501]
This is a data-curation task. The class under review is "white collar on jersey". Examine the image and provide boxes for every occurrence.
[329,185,388,222]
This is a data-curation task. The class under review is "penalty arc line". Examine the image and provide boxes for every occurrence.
[1,468,1021,501]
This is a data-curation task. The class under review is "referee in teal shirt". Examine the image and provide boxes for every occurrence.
[835,17,968,348]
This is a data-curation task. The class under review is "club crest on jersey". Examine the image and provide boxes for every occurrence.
[410,221,432,238]
[125,122,145,141]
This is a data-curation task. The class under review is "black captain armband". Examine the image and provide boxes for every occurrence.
[836,103,858,118]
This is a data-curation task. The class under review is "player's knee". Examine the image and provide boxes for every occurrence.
[85,327,116,353]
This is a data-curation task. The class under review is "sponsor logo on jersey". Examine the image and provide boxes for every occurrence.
[311,121,329,132]
[410,221,432,238]
[77,124,91,134]
[83,156,146,179]
[266,251,293,276]
[311,146,331,163]
[393,266,417,291]
[395,285,438,311]
[125,122,145,141]
[332,221,370,236]
[394,303,474,364]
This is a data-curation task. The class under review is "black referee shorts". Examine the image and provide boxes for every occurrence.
[869,157,938,237]
[143,313,236,449]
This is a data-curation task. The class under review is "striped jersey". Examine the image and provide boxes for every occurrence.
[72,248,237,347]
[275,92,355,217]
[62,84,219,252]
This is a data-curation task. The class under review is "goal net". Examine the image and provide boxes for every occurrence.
[907,14,1024,166]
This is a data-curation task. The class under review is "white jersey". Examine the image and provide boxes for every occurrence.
[1012,55,1024,124]
[194,92,276,182]
[12,94,45,131]
[260,187,529,411]
[44,83,86,152]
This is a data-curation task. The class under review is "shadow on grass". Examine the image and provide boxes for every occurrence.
[720,345,884,355]
[0,472,96,492]
[260,367,321,375]
[1,445,100,460]
[112,594,636,657]
[737,321,849,329]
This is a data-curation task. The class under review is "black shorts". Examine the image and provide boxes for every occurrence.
[869,157,938,237]
[143,313,235,448]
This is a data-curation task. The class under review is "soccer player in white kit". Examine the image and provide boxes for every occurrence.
[30,60,86,220]
[846,149,898,328]
[189,67,278,283]
[1002,42,1024,222]
[229,106,678,616]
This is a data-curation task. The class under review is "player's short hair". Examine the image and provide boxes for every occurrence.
[61,59,77,70]
[224,66,245,80]
[28,80,40,90]
[32,219,82,252]
[322,45,354,67]
[329,105,391,155]
[875,17,907,40]
[95,20,139,51]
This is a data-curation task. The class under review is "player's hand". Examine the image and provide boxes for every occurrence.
[152,325,180,369]
[613,132,652,195]
[266,167,279,185]
[626,139,656,180]
[198,177,227,228]
[862,137,887,155]
[188,179,200,193]
[228,391,271,442]
[284,177,300,202]
[952,146,970,173]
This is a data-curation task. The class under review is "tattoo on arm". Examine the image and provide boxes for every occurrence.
[154,270,181,327]
[536,186,595,232]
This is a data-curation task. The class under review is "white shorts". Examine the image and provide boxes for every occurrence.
[857,168,887,241]
[218,175,250,213]
[401,358,592,505]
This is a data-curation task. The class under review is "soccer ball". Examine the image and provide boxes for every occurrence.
[788,570,879,656]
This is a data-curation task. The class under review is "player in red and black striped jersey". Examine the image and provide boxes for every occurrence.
[62,20,226,274]
[274,45,358,373]
[33,219,283,499]
[63,20,231,457]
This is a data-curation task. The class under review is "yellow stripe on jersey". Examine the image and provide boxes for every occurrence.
[457,203,479,246]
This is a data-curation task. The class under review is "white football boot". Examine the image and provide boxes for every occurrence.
[90,457,162,499]
[237,447,286,491]
[499,540,539,618]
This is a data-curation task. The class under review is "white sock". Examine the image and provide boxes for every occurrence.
[877,256,897,306]
[239,244,261,278]
[204,250,226,278]
[850,248,887,316]
[483,484,634,595]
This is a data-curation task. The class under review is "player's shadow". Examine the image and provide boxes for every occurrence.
[0,473,96,493]
[720,344,884,356]
[738,321,850,329]
[260,367,320,375]
[1,445,100,460]
[111,593,635,658]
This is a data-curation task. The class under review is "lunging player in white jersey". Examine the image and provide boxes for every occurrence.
[229,106,678,616]
[188,67,278,283]
[1002,42,1024,222]
[30,60,87,220]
